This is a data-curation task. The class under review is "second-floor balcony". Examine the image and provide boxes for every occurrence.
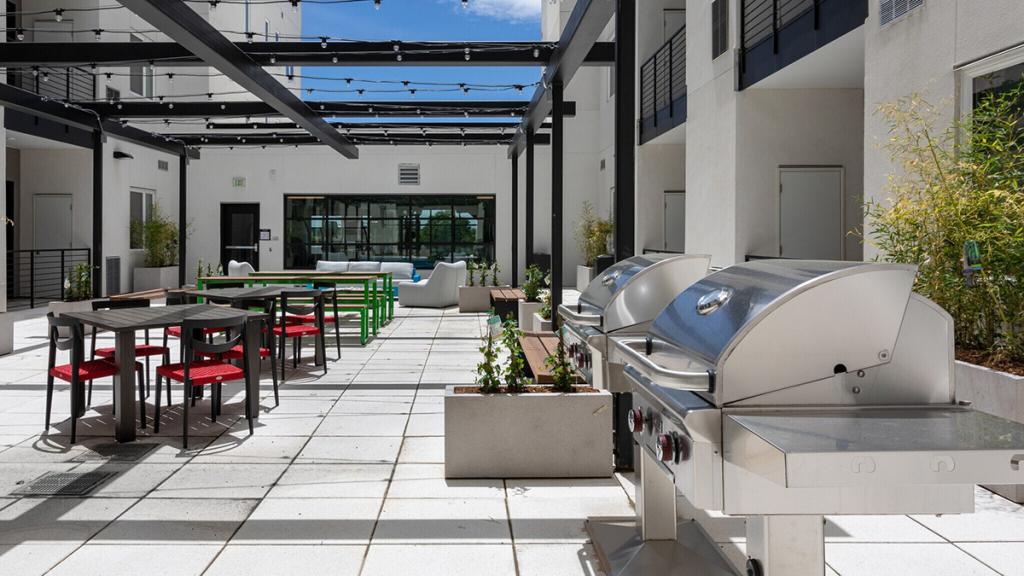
[639,25,686,145]
[7,66,97,103]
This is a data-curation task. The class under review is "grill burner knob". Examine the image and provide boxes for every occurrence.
[656,434,674,462]
[675,432,692,462]
[628,408,644,433]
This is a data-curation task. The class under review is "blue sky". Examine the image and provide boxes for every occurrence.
[299,0,543,108]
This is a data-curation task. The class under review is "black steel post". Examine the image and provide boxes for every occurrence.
[92,130,103,298]
[551,82,564,315]
[511,154,519,286]
[615,0,636,261]
[178,154,187,287]
[525,129,535,268]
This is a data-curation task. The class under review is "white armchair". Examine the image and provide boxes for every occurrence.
[397,260,467,308]
[227,260,255,277]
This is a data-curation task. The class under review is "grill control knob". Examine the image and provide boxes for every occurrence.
[656,434,674,462]
[675,432,692,462]
[628,408,644,433]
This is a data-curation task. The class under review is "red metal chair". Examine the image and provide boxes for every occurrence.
[274,290,328,382]
[293,281,342,360]
[90,299,169,404]
[153,314,253,448]
[46,313,145,443]
[195,298,280,406]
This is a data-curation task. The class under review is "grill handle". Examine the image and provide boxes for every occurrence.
[557,304,601,326]
[614,338,713,392]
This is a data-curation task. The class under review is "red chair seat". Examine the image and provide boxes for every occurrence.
[291,314,336,324]
[156,360,245,386]
[95,344,169,359]
[165,326,224,338]
[195,345,270,360]
[272,324,321,337]
[50,359,142,382]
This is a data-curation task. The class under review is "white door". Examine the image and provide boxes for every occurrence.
[779,167,844,260]
[34,195,73,249]
[664,192,686,252]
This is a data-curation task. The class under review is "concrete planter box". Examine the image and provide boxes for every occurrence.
[133,266,179,292]
[533,312,553,332]
[518,300,543,331]
[459,285,505,313]
[48,300,95,337]
[0,313,12,355]
[444,385,613,478]
[577,265,594,292]
[955,360,1024,503]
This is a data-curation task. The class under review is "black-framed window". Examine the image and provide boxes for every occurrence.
[711,0,728,60]
[284,195,496,269]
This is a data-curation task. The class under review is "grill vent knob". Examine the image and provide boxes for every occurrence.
[628,408,644,433]
[656,434,674,462]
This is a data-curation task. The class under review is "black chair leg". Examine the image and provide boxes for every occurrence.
[69,376,79,443]
[86,380,93,409]
[183,382,190,449]
[334,319,341,360]
[293,336,299,368]
[44,373,55,430]
[137,367,146,429]
[164,352,172,406]
[210,384,217,423]
[154,374,162,433]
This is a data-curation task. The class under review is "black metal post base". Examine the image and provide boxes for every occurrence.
[586,519,740,576]
[613,392,634,471]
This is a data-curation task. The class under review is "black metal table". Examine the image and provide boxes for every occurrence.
[187,287,326,367]
[63,304,266,443]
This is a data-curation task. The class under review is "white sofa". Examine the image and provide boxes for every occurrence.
[228,260,255,277]
[398,261,467,308]
[315,261,419,291]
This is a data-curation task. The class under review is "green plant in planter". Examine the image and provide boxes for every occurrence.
[544,318,576,393]
[521,264,545,302]
[502,313,529,393]
[63,263,96,302]
[130,202,191,267]
[194,258,205,283]
[573,201,614,267]
[490,262,503,286]
[864,84,1024,361]
[538,290,552,321]
[476,309,502,392]
[467,261,477,287]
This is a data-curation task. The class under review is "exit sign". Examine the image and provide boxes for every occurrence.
[232,177,246,188]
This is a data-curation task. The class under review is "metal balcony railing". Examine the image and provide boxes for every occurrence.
[742,0,815,52]
[639,25,687,144]
[7,248,93,308]
[9,67,97,102]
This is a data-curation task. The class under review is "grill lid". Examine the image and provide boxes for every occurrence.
[578,255,676,316]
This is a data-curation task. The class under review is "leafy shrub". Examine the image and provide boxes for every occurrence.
[502,314,529,393]
[130,202,190,267]
[544,318,576,393]
[573,201,614,267]
[865,84,1024,361]
[467,261,478,287]
[63,263,96,302]
[521,264,546,302]
[489,262,502,286]
[476,309,501,392]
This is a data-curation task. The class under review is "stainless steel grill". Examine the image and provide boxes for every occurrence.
[590,260,1024,576]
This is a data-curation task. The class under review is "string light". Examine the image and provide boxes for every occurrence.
[357,89,364,97]
[533,46,540,58]
[331,54,338,63]
[464,47,471,61]
[320,36,328,48]
[31,67,39,77]
[270,53,276,64]
[291,0,299,11]
[94,29,103,40]
[462,0,467,7]
[374,0,380,9]
[105,73,112,83]
[207,92,214,100]
[345,78,351,87]
[168,102,174,108]
[409,89,415,98]
[167,73,174,84]
[149,60,155,71]
[54,8,64,21]
[41,71,49,82]
[287,74,294,83]
[15,28,24,41]
[209,0,218,11]
[396,53,402,62]
[246,32,254,43]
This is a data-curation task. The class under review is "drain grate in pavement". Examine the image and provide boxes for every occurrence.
[70,442,157,462]
[13,472,115,496]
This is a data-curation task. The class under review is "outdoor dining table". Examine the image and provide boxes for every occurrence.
[247,270,395,319]
[186,285,328,367]
[62,304,267,443]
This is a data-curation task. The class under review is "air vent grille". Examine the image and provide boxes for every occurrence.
[158,160,169,171]
[880,0,924,27]
[398,163,420,186]
[106,256,121,296]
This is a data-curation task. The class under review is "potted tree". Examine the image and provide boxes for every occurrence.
[48,262,97,336]
[865,85,1024,503]
[518,264,546,331]
[132,202,188,292]
[573,201,614,292]
[444,314,612,478]
[459,261,508,313]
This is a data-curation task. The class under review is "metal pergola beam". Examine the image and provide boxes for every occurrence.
[0,41,615,68]
[203,121,548,131]
[0,82,198,157]
[86,100,548,119]
[507,0,615,158]
[116,0,357,158]
[178,132,552,146]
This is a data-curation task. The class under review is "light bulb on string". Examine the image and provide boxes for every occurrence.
[270,54,276,64]
[291,0,298,12]
[320,37,328,49]
[345,78,352,87]
[396,53,402,62]
[167,73,174,84]
[41,71,49,82]
[374,0,380,9]
[210,0,218,11]
[149,60,155,71]
[332,54,338,63]
[15,29,24,41]
[94,29,102,41]
[533,46,539,58]
[358,89,364,98]
[409,89,416,98]
[462,0,467,7]
[246,32,254,43]
[105,73,112,84]
[207,92,213,101]
[31,67,39,77]
[54,9,64,22]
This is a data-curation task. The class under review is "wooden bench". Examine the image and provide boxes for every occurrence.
[110,288,190,301]
[518,330,584,384]
[491,288,526,322]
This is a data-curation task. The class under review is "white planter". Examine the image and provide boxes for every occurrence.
[0,313,12,355]
[518,300,543,331]
[577,265,594,292]
[955,360,1024,503]
[533,312,553,332]
[48,300,96,337]
[444,385,613,478]
[459,285,503,313]
[133,266,179,292]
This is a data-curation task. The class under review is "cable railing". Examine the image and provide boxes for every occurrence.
[7,248,93,308]
[639,25,686,144]
[9,66,97,102]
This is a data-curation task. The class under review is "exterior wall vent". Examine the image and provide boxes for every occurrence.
[398,163,420,186]
[880,0,924,27]
[157,160,169,171]
[105,256,121,296]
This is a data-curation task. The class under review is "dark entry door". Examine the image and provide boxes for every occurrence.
[6,181,12,300]
[220,203,260,271]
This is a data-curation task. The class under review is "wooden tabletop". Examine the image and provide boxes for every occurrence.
[63,304,265,332]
